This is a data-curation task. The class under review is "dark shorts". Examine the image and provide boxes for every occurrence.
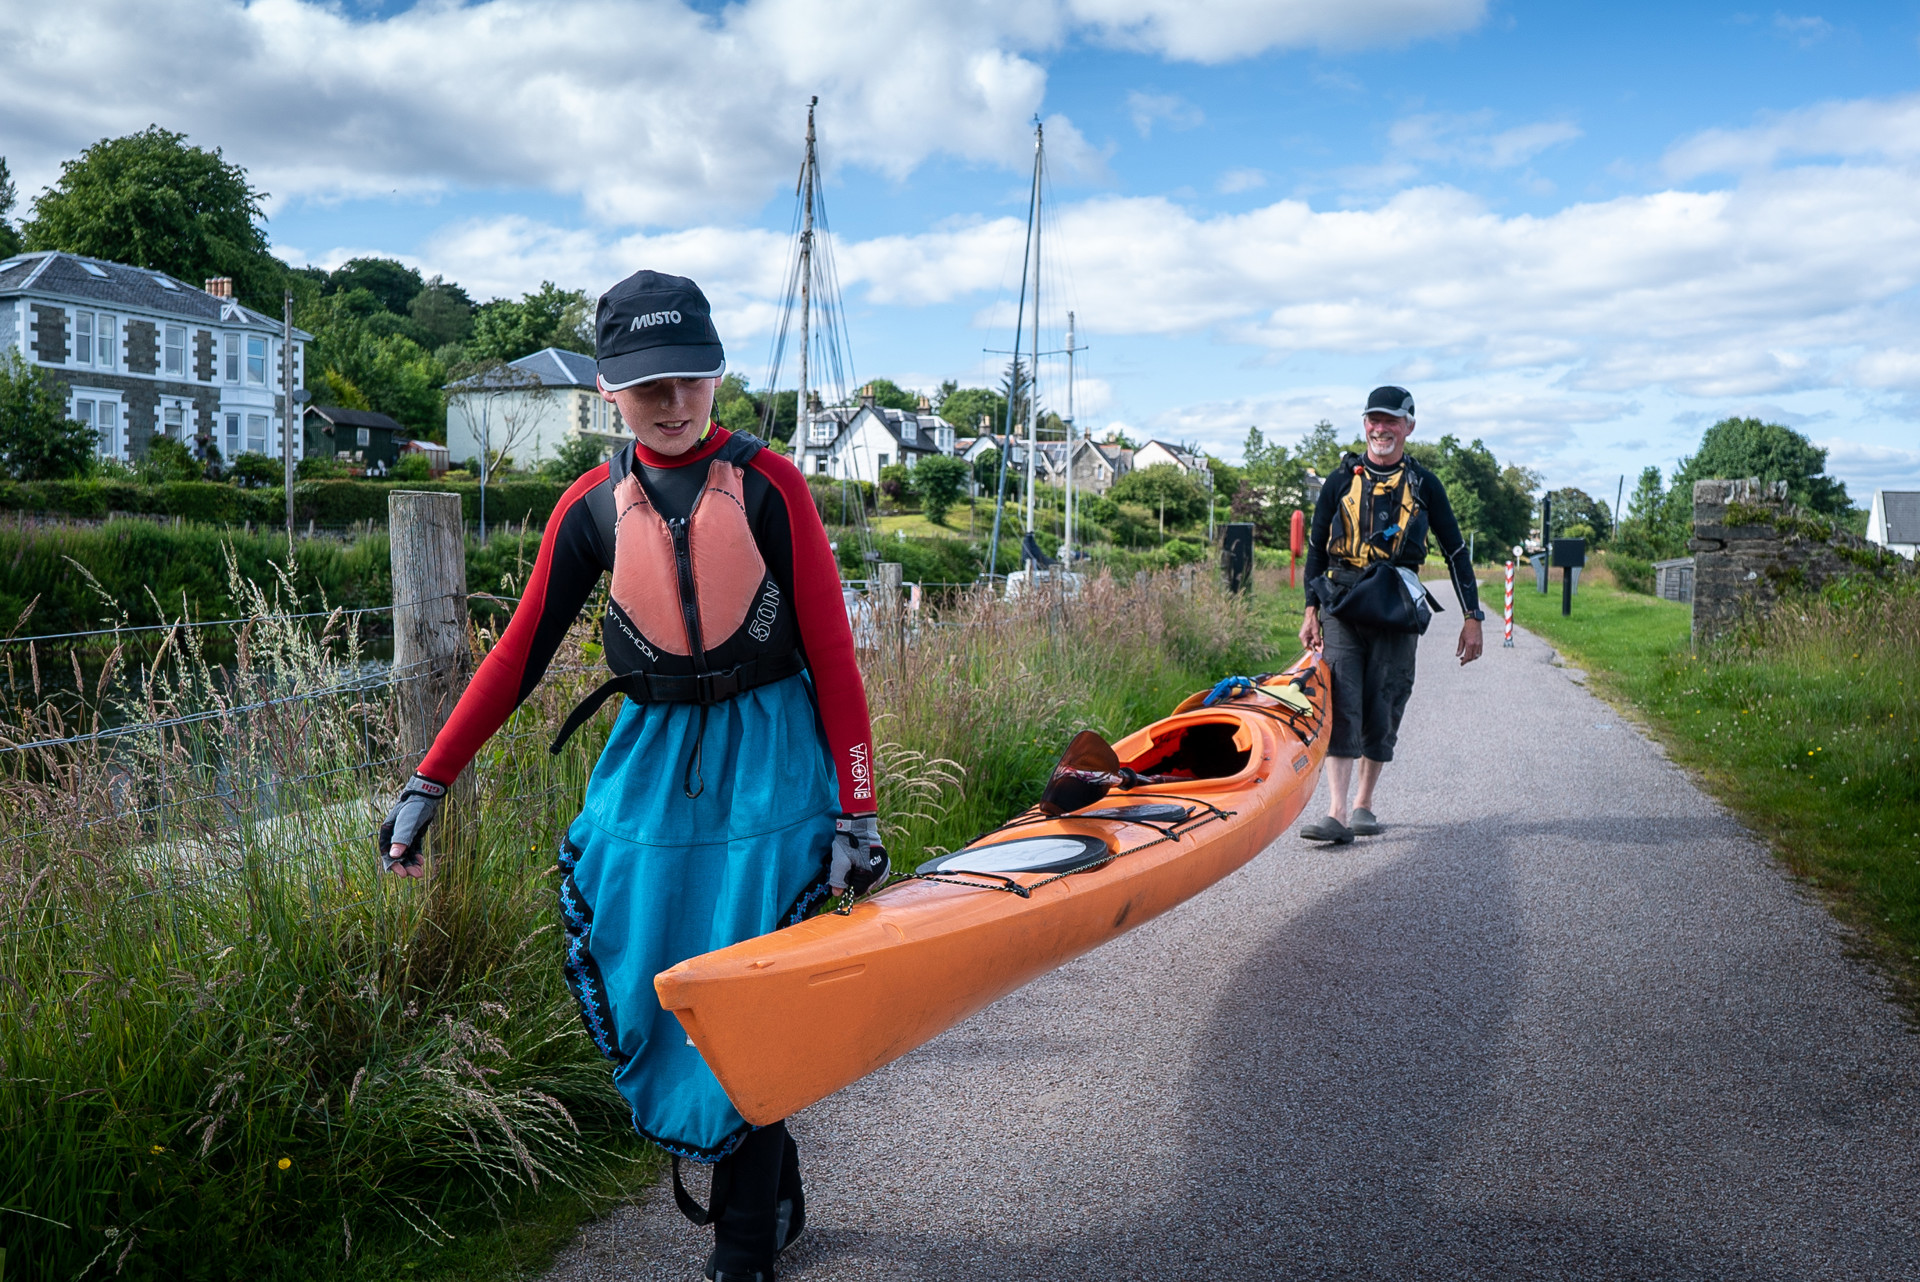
[1322,612,1418,762]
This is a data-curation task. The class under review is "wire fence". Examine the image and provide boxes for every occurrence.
[0,585,596,955]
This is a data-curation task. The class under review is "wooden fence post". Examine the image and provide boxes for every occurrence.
[389,491,472,794]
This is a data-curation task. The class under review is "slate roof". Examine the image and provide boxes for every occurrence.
[0,250,307,335]
[309,406,406,433]
[1877,490,1920,544]
[446,345,596,390]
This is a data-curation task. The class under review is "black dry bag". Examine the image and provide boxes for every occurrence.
[1327,563,1443,635]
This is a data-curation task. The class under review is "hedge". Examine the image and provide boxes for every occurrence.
[0,478,570,530]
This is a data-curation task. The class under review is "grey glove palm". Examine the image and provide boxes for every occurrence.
[828,813,888,897]
[378,774,448,873]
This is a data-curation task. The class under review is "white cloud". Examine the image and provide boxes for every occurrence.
[1068,0,1486,63]
[1218,167,1268,193]
[0,0,1472,230]
[1662,91,1920,178]
[1385,111,1582,170]
[1127,90,1205,139]
[1774,13,1832,46]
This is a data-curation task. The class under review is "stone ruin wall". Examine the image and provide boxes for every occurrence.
[1690,477,1916,644]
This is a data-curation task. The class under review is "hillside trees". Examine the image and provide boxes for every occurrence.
[23,127,283,310]
[0,158,21,258]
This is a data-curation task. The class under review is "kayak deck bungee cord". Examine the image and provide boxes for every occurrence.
[652,650,1331,1126]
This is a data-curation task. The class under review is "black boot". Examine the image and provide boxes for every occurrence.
[704,1123,786,1282]
[774,1126,805,1254]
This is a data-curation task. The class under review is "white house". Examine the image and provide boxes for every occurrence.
[796,384,956,483]
[1866,489,1920,559]
[1133,439,1204,474]
[446,347,623,471]
[0,251,308,465]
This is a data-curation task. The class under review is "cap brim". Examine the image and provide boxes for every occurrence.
[1363,407,1412,419]
[596,345,725,391]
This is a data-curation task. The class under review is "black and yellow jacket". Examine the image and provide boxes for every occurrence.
[1302,453,1480,616]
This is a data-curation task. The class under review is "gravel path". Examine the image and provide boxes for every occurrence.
[544,619,1920,1281]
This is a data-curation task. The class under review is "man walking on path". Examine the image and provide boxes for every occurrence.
[1297,385,1484,844]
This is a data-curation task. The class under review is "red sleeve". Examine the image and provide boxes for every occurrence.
[749,450,877,815]
[417,462,611,784]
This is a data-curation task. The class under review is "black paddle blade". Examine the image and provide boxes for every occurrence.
[1039,731,1124,815]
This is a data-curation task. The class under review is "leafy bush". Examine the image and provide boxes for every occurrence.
[1606,551,1654,595]
[230,451,283,487]
[389,452,433,482]
[878,463,915,508]
[138,436,204,484]
[913,455,971,524]
[0,348,95,481]
[1110,464,1208,528]
[297,454,350,480]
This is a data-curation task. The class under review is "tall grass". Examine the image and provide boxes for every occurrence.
[0,562,1293,1278]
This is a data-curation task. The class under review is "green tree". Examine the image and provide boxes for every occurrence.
[1297,419,1354,474]
[1612,466,1687,560]
[390,452,433,481]
[1672,417,1851,516]
[1233,426,1310,546]
[864,378,921,411]
[325,257,424,314]
[24,126,284,309]
[937,386,1004,437]
[1543,486,1612,544]
[1111,463,1208,529]
[713,372,762,436]
[469,282,593,361]
[0,350,95,480]
[303,290,446,435]
[0,157,22,259]
[913,454,970,524]
[408,276,474,351]
[1404,434,1534,552]
[538,432,611,483]
[228,452,280,487]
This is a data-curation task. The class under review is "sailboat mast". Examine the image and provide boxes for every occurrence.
[1064,310,1075,566]
[797,97,816,466]
[1025,123,1042,542]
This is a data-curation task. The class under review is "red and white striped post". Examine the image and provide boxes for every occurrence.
[1502,560,1515,648]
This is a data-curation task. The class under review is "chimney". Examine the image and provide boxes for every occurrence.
[204,277,234,298]
[916,394,931,412]
[978,414,991,430]
[807,389,823,411]
[859,382,876,409]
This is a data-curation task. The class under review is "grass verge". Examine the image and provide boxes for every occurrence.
[1503,575,1920,1001]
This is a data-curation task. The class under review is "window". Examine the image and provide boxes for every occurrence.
[225,413,241,460]
[877,453,889,469]
[901,419,917,442]
[224,333,241,382]
[810,421,834,444]
[162,401,186,440]
[73,394,120,457]
[164,325,186,376]
[79,261,107,279]
[247,414,269,455]
[356,426,370,447]
[815,456,828,474]
[246,336,267,385]
[73,311,114,367]
[74,312,92,366]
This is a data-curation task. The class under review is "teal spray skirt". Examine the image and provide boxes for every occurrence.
[557,673,837,1161]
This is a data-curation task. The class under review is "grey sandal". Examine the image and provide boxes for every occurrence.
[1349,807,1382,836]
[1299,816,1355,844]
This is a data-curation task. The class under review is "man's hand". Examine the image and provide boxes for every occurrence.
[1299,605,1323,652]
[378,774,447,878]
[1457,617,1484,665]
[829,813,889,897]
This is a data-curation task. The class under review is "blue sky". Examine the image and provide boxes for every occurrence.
[6,0,1919,507]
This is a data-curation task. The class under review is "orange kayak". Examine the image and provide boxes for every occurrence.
[653,653,1331,1125]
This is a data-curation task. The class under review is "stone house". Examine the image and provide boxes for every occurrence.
[796,384,956,483]
[445,347,623,471]
[0,250,308,465]
[1035,437,1130,495]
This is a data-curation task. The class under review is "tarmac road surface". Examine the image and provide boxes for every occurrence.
[543,617,1920,1281]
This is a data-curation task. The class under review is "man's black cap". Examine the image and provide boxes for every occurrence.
[1364,385,1415,419]
[595,270,725,390]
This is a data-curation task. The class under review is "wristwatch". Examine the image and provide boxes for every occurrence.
[1467,608,1486,621]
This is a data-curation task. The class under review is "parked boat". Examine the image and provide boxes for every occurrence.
[653,652,1332,1124]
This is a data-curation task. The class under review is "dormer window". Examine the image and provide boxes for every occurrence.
[901,419,917,442]
[810,421,834,444]
[79,261,108,279]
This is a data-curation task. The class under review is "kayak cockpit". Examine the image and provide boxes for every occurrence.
[1120,717,1253,782]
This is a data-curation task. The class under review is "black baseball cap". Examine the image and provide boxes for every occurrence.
[1364,385,1415,419]
[595,270,725,391]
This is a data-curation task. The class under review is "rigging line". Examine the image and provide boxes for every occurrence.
[987,122,1042,582]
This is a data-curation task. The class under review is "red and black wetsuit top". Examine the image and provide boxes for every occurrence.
[416,426,877,814]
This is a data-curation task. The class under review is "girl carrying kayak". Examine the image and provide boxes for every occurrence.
[377,270,888,1282]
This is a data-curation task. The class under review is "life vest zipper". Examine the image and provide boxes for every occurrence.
[666,515,708,672]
